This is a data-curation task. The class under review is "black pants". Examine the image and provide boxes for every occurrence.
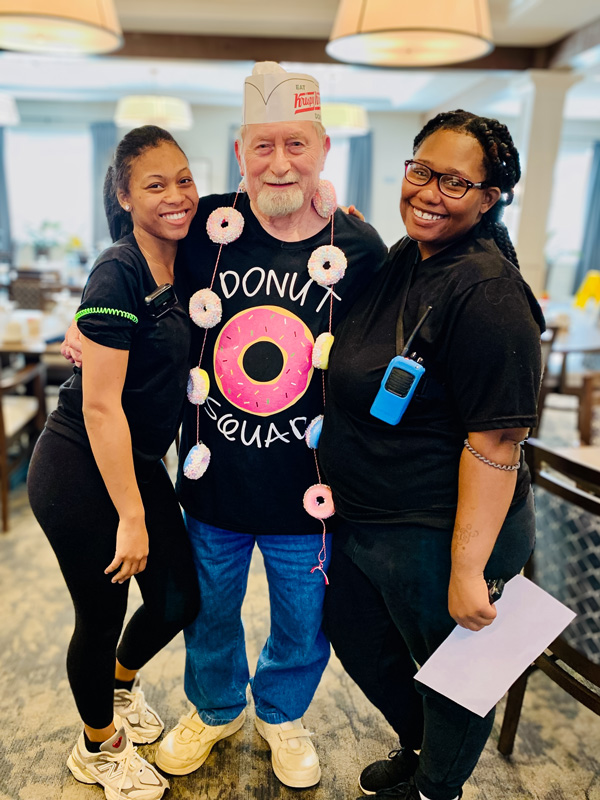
[27,429,200,730]
[323,492,535,800]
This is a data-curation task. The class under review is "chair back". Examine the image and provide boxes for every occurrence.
[525,438,600,678]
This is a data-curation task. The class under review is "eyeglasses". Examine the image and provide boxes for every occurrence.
[404,160,488,199]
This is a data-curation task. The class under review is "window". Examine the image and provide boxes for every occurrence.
[5,128,92,253]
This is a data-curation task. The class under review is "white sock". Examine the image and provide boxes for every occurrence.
[419,794,458,800]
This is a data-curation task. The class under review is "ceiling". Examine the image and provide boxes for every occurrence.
[1,0,599,121]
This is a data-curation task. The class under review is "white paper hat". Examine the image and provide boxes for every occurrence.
[243,61,321,125]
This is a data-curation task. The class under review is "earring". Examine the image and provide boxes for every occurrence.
[124,204,131,212]
[237,178,246,194]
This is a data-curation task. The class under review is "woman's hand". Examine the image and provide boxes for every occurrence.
[105,516,149,584]
[340,204,365,222]
[448,571,496,631]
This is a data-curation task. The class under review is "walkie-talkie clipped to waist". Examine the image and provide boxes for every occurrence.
[370,305,432,425]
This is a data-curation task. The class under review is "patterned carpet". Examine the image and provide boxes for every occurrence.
[1,406,599,800]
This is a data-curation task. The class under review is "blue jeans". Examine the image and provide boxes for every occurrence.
[183,516,332,726]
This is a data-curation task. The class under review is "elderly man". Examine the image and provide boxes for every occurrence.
[156,62,385,788]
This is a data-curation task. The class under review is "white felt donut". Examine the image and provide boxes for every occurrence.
[206,207,244,244]
[307,245,347,287]
[183,443,211,480]
[189,288,222,329]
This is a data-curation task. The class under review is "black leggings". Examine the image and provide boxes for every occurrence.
[27,429,200,730]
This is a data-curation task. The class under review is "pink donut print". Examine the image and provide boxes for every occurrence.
[214,305,314,417]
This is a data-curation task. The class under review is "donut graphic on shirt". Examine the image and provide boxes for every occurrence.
[213,305,314,416]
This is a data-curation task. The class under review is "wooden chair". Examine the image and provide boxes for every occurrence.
[531,325,560,436]
[497,438,600,756]
[0,361,47,531]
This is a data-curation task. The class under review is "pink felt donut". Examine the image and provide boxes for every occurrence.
[183,443,211,480]
[190,288,222,329]
[303,483,335,519]
[308,245,347,287]
[214,305,314,416]
[312,180,337,219]
[206,206,244,244]
[187,367,210,405]
[312,332,334,369]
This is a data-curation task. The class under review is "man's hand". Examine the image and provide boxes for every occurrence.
[61,320,83,367]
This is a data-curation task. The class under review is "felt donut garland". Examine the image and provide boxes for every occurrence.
[184,180,350,584]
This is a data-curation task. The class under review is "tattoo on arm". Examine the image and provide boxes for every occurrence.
[453,523,480,552]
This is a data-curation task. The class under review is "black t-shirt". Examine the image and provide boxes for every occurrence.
[319,227,545,529]
[46,234,191,467]
[175,192,388,535]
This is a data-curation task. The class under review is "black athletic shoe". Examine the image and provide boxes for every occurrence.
[359,748,419,795]
[356,777,419,800]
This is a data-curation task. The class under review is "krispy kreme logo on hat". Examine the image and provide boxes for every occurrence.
[294,88,321,114]
[243,62,322,124]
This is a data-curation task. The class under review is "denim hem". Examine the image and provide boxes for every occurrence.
[196,708,246,726]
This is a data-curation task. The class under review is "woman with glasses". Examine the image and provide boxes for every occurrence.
[319,111,544,800]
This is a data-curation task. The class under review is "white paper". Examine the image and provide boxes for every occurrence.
[414,574,576,717]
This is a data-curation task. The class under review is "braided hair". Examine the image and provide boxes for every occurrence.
[413,110,521,269]
[104,125,184,242]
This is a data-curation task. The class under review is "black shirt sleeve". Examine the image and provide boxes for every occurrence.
[445,278,542,430]
[76,257,142,351]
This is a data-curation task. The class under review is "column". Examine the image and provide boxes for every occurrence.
[511,69,580,295]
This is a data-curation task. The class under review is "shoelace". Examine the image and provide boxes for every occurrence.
[101,740,145,797]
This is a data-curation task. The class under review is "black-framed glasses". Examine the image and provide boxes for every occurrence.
[404,159,488,199]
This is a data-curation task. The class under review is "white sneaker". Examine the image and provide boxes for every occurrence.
[155,709,245,775]
[254,717,321,788]
[67,726,169,800]
[114,676,164,744]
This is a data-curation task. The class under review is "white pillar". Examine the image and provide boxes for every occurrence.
[511,69,580,295]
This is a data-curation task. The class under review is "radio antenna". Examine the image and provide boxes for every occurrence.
[401,306,432,357]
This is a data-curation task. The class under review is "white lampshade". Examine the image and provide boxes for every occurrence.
[321,103,369,137]
[327,0,493,67]
[0,93,19,125]
[0,0,122,55]
[115,96,193,132]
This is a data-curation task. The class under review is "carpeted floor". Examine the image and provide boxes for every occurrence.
[1,405,599,800]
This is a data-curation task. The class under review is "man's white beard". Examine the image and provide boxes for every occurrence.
[256,184,305,217]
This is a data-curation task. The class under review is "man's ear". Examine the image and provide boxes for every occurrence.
[234,139,244,176]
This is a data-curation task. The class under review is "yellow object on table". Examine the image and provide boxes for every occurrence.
[574,270,600,308]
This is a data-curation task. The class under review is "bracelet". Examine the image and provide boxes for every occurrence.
[463,438,521,471]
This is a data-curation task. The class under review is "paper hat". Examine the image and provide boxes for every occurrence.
[243,61,321,125]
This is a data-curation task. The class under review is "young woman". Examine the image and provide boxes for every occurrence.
[319,111,545,800]
[28,125,200,800]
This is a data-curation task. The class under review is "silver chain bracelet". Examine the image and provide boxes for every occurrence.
[463,438,521,471]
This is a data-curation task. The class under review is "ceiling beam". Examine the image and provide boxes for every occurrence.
[113,31,550,71]
[548,15,600,69]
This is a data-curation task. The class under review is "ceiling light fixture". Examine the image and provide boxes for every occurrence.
[0,0,122,55]
[326,0,494,68]
[321,103,369,137]
[115,96,193,131]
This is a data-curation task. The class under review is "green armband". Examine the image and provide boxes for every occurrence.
[75,307,138,324]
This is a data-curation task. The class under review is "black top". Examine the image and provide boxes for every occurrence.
[175,192,388,535]
[46,234,191,470]
[319,226,545,529]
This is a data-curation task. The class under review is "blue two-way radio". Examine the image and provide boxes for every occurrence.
[370,305,432,425]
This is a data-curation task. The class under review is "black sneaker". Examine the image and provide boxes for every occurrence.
[359,748,419,795]
[356,777,419,800]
